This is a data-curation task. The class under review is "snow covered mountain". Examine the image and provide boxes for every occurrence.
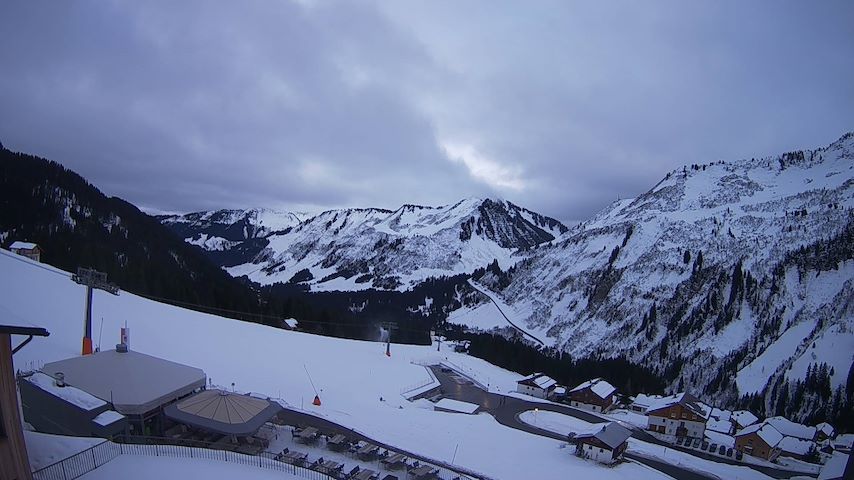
[158,208,306,267]
[161,198,567,291]
[461,133,854,418]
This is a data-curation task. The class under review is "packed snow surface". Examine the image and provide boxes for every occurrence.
[25,431,104,470]
[78,455,302,480]
[1,250,662,480]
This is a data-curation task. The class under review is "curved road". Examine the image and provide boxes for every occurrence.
[429,366,816,480]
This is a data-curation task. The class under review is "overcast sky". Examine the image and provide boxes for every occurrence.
[1,1,852,222]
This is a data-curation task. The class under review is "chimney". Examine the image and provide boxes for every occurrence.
[55,372,66,387]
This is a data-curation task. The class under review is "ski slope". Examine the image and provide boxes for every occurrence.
[1,249,663,480]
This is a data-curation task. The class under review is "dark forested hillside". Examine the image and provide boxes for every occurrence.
[0,147,282,324]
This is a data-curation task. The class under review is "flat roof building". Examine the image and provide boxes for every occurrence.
[22,348,205,437]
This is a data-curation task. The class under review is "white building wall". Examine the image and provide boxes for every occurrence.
[649,416,705,438]
[517,384,546,399]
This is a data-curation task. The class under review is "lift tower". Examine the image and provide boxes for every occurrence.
[72,267,119,355]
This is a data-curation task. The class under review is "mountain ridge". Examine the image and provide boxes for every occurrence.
[160,197,568,291]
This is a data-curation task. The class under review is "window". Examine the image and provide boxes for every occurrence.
[670,412,676,418]
[682,412,687,419]
[599,448,604,453]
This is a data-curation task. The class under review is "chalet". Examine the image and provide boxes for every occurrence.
[645,392,710,439]
[735,423,783,461]
[567,378,617,412]
[1,323,50,480]
[732,410,759,429]
[765,416,816,441]
[516,373,557,399]
[9,241,41,262]
[571,422,632,464]
[629,393,663,413]
[816,422,835,442]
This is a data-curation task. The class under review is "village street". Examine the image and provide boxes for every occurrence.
[428,366,818,480]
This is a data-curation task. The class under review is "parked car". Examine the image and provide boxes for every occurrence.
[709,443,718,453]
[701,442,709,450]
[692,438,701,448]
[736,451,743,461]
[718,445,726,455]
[726,448,733,457]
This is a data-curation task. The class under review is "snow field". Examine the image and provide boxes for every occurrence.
[2,250,664,479]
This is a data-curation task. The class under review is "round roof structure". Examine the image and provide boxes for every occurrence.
[164,389,282,436]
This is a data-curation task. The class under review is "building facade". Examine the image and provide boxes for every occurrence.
[567,378,616,412]
[516,373,557,399]
[646,393,709,439]
[9,242,41,263]
[735,423,783,461]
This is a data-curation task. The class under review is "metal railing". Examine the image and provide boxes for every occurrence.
[32,440,120,480]
[31,437,334,480]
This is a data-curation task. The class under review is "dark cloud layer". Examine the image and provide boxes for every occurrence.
[1,1,852,222]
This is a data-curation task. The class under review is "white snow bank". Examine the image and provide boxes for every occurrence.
[78,454,301,480]
[25,431,104,470]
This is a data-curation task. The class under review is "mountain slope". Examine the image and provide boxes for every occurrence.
[162,198,567,291]
[0,147,277,322]
[158,208,306,267]
[464,133,854,422]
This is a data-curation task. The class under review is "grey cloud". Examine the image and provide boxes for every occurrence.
[1,1,852,223]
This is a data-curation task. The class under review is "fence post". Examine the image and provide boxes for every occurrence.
[92,447,97,470]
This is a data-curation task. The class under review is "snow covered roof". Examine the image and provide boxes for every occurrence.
[710,407,732,422]
[26,372,107,411]
[43,349,207,415]
[574,422,632,450]
[645,392,711,419]
[818,452,850,480]
[778,436,815,456]
[630,393,663,408]
[766,416,816,441]
[434,398,479,414]
[736,423,783,448]
[283,318,298,329]
[707,418,733,434]
[553,386,566,395]
[518,373,557,390]
[816,422,835,437]
[569,378,616,400]
[834,433,854,449]
[704,430,735,448]
[92,410,125,426]
[732,410,759,428]
[10,241,38,250]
